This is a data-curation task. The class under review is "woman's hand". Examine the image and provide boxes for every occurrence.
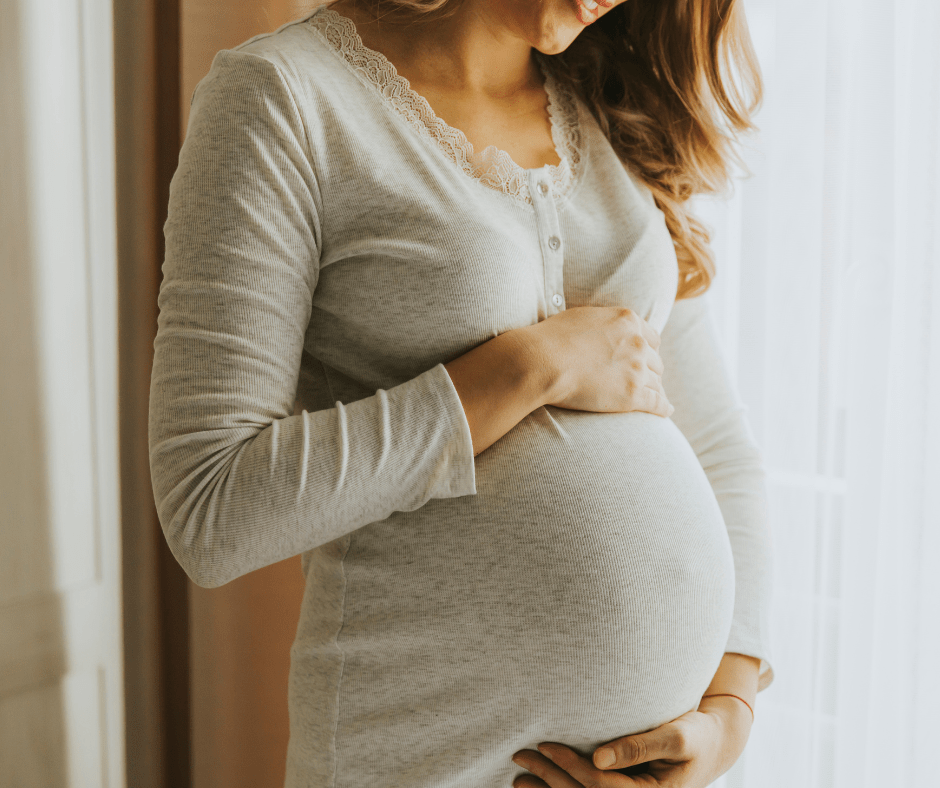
[510,696,754,788]
[523,306,673,418]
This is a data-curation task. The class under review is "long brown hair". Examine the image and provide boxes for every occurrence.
[324,0,764,299]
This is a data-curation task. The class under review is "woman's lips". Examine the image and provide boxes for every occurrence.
[572,0,615,25]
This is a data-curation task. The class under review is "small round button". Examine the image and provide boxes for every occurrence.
[551,293,564,307]
[548,235,561,251]
[538,181,549,196]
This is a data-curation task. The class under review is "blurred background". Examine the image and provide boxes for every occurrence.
[1,0,937,787]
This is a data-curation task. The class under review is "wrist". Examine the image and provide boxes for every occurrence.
[703,653,759,712]
[698,695,754,729]
[512,322,567,407]
[697,695,754,776]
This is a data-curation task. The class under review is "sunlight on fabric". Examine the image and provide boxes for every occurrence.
[691,0,940,785]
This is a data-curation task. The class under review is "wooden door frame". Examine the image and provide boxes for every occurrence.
[113,0,192,785]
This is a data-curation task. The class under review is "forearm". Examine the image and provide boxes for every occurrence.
[698,652,761,722]
[443,327,554,456]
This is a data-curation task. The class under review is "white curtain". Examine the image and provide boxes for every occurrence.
[691,0,940,785]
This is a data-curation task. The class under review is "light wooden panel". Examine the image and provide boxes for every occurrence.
[181,0,317,134]
[113,0,182,784]
[190,561,305,788]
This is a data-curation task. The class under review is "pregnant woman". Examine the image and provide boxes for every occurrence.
[149,0,776,785]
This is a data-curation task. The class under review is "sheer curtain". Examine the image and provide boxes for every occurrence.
[691,0,940,785]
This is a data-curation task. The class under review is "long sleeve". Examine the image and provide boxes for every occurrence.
[148,49,476,589]
[659,293,776,692]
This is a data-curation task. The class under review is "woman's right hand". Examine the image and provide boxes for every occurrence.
[525,306,674,418]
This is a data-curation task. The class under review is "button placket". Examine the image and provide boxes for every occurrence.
[529,169,566,316]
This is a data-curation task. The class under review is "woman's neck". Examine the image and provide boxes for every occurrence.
[324,0,542,100]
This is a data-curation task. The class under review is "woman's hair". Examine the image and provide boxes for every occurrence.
[325,0,764,299]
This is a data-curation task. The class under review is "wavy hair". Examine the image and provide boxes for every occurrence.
[322,0,764,299]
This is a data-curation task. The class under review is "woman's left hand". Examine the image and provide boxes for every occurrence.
[510,695,754,788]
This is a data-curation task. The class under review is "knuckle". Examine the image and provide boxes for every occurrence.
[583,775,603,788]
[670,723,690,754]
[631,360,643,372]
[631,334,645,349]
[625,379,637,396]
[618,307,635,320]
[627,736,648,763]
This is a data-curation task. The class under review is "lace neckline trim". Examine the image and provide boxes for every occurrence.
[306,5,583,206]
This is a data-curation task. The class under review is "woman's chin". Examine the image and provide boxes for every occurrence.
[529,20,587,55]
[534,36,580,56]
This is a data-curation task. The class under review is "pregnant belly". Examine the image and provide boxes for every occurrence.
[330,407,736,787]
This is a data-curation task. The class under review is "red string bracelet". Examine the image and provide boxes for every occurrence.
[701,693,755,722]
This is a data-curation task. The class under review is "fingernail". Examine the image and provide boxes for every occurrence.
[595,748,616,768]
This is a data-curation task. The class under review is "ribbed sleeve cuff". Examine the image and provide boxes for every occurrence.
[424,363,477,499]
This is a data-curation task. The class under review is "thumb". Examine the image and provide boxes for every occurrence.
[593,724,687,770]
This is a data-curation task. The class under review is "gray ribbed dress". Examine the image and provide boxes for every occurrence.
[148,5,776,787]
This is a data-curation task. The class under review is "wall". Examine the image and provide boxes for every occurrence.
[0,0,126,784]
